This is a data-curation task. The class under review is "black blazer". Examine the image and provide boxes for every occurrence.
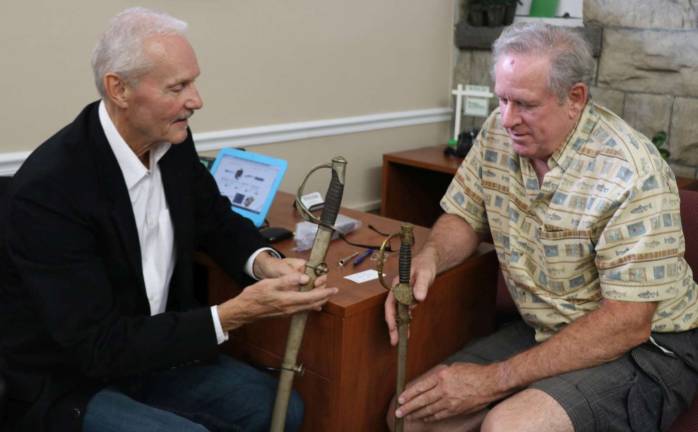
[0,102,267,431]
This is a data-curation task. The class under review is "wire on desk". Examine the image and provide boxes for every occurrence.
[368,224,391,237]
[338,232,393,252]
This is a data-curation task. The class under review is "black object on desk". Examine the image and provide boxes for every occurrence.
[259,226,293,243]
[444,128,478,158]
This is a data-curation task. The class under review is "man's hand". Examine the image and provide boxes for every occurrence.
[384,248,438,346]
[384,214,481,346]
[217,272,337,331]
[395,362,510,423]
[253,251,306,279]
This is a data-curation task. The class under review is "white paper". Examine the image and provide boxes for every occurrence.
[344,269,382,284]
[293,214,362,251]
[464,84,492,96]
[464,97,489,117]
[300,191,324,209]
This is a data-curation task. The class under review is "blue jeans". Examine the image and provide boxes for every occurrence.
[83,355,303,432]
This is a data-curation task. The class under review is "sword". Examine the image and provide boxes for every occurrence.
[270,156,347,432]
[377,224,414,432]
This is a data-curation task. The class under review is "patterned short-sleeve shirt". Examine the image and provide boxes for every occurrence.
[441,101,698,341]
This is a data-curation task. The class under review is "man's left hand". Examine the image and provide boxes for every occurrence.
[395,362,510,422]
[253,252,306,280]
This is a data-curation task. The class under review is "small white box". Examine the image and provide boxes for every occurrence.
[293,214,362,251]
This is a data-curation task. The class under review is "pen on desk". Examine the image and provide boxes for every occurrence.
[353,248,374,266]
[337,251,359,267]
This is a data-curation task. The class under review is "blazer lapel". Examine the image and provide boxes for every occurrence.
[109,191,145,285]
[159,143,192,263]
[159,144,194,311]
[85,103,146,290]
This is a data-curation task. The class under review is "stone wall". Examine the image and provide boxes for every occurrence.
[454,0,698,179]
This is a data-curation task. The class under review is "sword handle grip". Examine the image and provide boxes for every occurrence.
[398,225,414,285]
[320,163,344,227]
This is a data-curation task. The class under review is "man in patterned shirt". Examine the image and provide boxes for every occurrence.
[385,22,698,432]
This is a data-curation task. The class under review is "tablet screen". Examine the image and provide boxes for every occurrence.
[214,155,280,215]
[209,148,288,228]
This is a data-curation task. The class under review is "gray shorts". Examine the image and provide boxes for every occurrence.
[444,321,698,432]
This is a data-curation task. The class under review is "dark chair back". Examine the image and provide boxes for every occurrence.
[670,189,698,432]
[0,175,11,424]
[679,189,698,279]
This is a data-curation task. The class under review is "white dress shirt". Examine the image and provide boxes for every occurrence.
[98,101,274,344]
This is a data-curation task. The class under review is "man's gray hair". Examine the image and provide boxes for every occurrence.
[491,22,594,101]
[91,7,188,96]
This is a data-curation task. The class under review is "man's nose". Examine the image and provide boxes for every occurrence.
[500,103,520,129]
[186,84,204,111]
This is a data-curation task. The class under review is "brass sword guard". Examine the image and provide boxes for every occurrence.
[377,224,415,310]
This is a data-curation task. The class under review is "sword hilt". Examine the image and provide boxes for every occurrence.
[398,225,414,286]
[320,158,345,226]
[295,156,347,229]
[377,224,415,307]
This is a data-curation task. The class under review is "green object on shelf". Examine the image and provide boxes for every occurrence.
[448,138,458,148]
[529,0,558,17]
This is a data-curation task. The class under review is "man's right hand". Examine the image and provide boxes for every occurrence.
[384,248,438,346]
[217,273,337,332]
[383,214,482,346]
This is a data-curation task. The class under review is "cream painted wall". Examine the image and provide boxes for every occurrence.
[1,1,455,208]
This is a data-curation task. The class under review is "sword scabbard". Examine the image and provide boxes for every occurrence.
[377,224,415,432]
[270,157,347,432]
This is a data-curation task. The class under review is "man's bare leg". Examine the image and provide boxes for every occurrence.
[481,389,573,432]
[386,388,572,432]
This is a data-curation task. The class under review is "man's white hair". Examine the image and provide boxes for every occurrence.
[91,7,188,96]
[491,22,594,102]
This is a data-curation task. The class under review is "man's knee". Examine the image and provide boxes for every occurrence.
[241,388,303,432]
[481,389,572,432]
[385,395,436,432]
[284,390,304,432]
[481,400,521,432]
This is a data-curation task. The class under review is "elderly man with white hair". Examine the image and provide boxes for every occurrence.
[0,7,336,432]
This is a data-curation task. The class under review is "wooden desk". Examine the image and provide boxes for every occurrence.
[205,192,498,431]
[382,145,698,228]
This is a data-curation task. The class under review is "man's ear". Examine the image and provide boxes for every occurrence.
[103,73,129,109]
[567,83,588,119]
